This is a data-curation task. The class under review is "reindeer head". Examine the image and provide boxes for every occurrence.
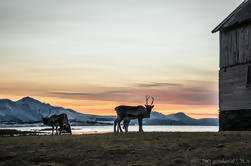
[145,96,154,118]
[39,109,52,126]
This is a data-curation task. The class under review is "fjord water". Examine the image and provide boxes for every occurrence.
[1,125,219,134]
[72,125,219,133]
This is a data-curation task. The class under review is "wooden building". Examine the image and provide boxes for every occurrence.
[212,0,251,131]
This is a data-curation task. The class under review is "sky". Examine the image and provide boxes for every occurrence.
[0,0,244,118]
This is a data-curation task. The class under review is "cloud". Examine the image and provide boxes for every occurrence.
[188,113,219,117]
[135,82,182,88]
[50,90,139,103]
[52,92,92,96]
[49,80,217,106]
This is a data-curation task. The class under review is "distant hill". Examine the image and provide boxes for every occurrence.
[0,97,218,126]
[145,112,219,126]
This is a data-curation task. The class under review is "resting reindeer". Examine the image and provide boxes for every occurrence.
[39,110,72,135]
[114,96,154,133]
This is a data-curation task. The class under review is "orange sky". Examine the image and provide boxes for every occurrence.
[0,0,242,119]
[0,94,218,119]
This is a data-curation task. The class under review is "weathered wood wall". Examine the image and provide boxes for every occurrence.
[220,23,251,68]
[219,63,251,111]
[219,109,251,131]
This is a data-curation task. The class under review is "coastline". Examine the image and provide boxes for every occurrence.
[0,125,219,136]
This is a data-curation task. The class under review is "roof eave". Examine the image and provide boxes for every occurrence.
[212,27,220,33]
[211,0,249,33]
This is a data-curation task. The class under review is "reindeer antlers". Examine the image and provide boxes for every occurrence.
[145,95,150,105]
[151,96,154,105]
[146,95,154,105]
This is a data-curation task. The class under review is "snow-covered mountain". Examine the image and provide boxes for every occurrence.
[0,97,112,125]
[0,97,218,126]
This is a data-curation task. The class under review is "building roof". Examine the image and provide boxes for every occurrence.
[212,0,251,33]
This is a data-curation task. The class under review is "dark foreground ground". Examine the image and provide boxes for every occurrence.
[0,132,251,166]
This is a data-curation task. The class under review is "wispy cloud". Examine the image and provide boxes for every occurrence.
[52,92,93,96]
[135,82,182,88]
[50,80,217,106]
[188,113,219,117]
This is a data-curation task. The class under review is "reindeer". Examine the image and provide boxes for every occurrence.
[114,96,154,133]
[39,110,72,135]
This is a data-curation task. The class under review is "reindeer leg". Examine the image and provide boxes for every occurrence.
[123,120,127,132]
[114,118,123,133]
[138,118,143,132]
[59,125,62,135]
[59,125,63,135]
[52,125,54,135]
[56,125,58,135]
[118,120,123,133]
[114,119,118,133]
[117,123,120,132]
[122,120,126,130]
[124,123,128,133]
[68,123,72,135]
[125,120,130,132]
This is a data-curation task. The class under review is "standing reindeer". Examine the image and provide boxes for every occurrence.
[114,96,154,133]
[39,110,72,135]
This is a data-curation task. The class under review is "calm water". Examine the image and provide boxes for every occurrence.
[72,125,219,133]
[1,125,219,134]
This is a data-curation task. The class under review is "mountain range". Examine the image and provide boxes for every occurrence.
[0,97,218,126]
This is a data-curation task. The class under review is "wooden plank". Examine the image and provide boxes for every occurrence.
[219,64,251,111]
[229,30,235,65]
[220,32,226,68]
[248,24,251,62]
[220,23,251,68]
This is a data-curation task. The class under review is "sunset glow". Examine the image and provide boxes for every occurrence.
[0,0,243,119]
